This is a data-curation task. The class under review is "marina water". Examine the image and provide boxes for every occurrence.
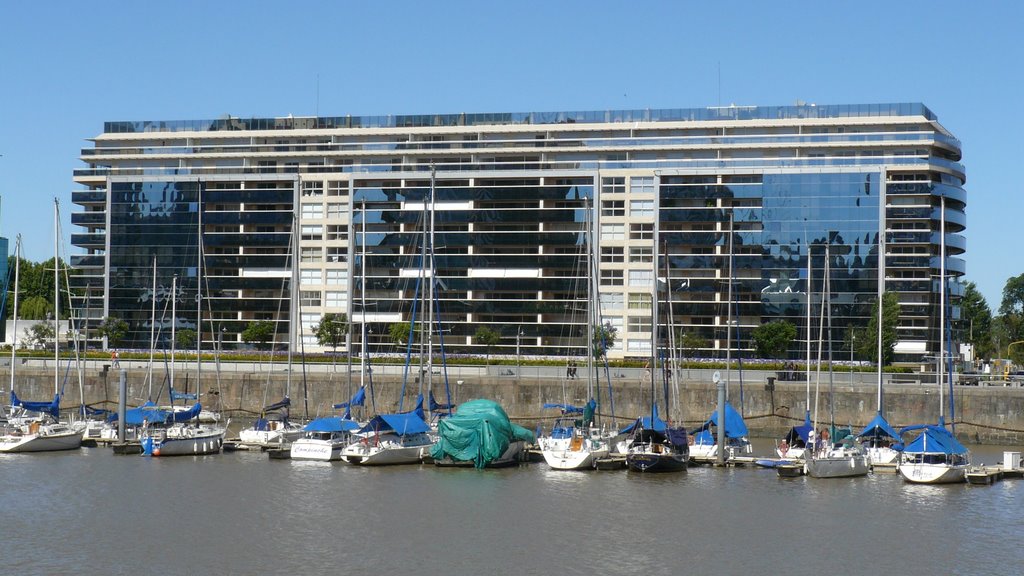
[2,440,1021,575]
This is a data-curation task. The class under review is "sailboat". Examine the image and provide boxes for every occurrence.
[804,240,869,479]
[898,196,969,484]
[856,222,900,468]
[290,414,361,461]
[140,214,227,457]
[539,198,611,471]
[341,394,433,465]
[239,217,305,448]
[344,170,448,461]
[624,237,688,473]
[689,215,750,465]
[0,226,83,454]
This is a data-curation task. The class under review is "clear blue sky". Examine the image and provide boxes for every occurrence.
[1,1,1020,310]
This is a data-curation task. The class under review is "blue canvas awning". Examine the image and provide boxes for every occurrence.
[690,402,749,438]
[543,403,584,414]
[304,416,361,433]
[900,424,968,455]
[429,391,453,412]
[263,397,291,412]
[857,411,900,440]
[333,387,366,410]
[10,390,60,419]
[620,404,667,434]
[110,401,167,425]
[359,413,430,436]
[169,388,197,401]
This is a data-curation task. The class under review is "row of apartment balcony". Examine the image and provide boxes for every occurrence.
[71,155,967,180]
[79,131,960,158]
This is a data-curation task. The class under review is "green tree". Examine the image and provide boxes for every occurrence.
[751,320,797,359]
[241,320,275,351]
[26,322,54,349]
[677,331,708,361]
[18,295,51,320]
[999,273,1024,356]
[857,291,901,366]
[389,322,412,349]
[97,316,129,348]
[314,313,348,354]
[960,281,993,360]
[591,321,618,360]
[175,328,197,350]
[474,326,501,365]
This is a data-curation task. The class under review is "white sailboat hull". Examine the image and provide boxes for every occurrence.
[865,446,900,466]
[239,426,305,447]
[146,426,226,456]
[541,441,610,470]
[290,438,345,461]
[806,454,870,478]
[899,462,968,484]
[0,427,83,453]
[341,439,431,465]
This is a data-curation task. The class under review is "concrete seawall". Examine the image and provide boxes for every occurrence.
[7,359,1024,445]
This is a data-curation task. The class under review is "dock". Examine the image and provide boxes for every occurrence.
[966,466,1004,485]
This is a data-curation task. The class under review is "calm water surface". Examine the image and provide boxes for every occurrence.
[2,440,1022,575]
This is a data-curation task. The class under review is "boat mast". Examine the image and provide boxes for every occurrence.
[286,214,297,402]
[148,257,157,400]
[170,274,177,409]
[725,212,733,401]
[359,200,367,399]
[195,190,203,405]
[427,164,436,411]
[585,196,594,405]
[8,235,20,401]
[53,199,60,396]
[825,241,835,432]
[805,241,812,423]
[876,174,886,412]
[938,195,946,425]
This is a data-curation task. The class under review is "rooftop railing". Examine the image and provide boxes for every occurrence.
[102,103,938,134]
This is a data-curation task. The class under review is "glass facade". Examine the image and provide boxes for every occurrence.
[106,181,293,349]
[72,103,967,362]
[353,180,594,354]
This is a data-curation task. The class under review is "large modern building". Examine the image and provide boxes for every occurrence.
[71,103,966,363]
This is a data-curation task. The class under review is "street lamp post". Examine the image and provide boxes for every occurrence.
[516,326,523,382]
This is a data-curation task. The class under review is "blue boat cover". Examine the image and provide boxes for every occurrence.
[689,402,749,439]
[303,416,361,432]
[14,391,61,418]
[429,399,535,469]
[170,388,198,401]
[10,390,60,419]
[170,403,203,423]
[333,387,366,410]
[263,397,291,412]
[359,412,430,435]
[900,424,968,455]
[857,411,899,440]
[620,404,667,434]
[543,403,584,414]
[429,391,453,412]
[113,401,166,425]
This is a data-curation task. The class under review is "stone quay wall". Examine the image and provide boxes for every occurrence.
[7,359,1023,445]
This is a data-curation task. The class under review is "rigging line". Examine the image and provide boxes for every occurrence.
[397,204,427,412]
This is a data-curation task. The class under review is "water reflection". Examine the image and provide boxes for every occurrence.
[1,445,1021,574]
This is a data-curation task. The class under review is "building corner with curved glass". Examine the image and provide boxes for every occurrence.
[70,103,967,364]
